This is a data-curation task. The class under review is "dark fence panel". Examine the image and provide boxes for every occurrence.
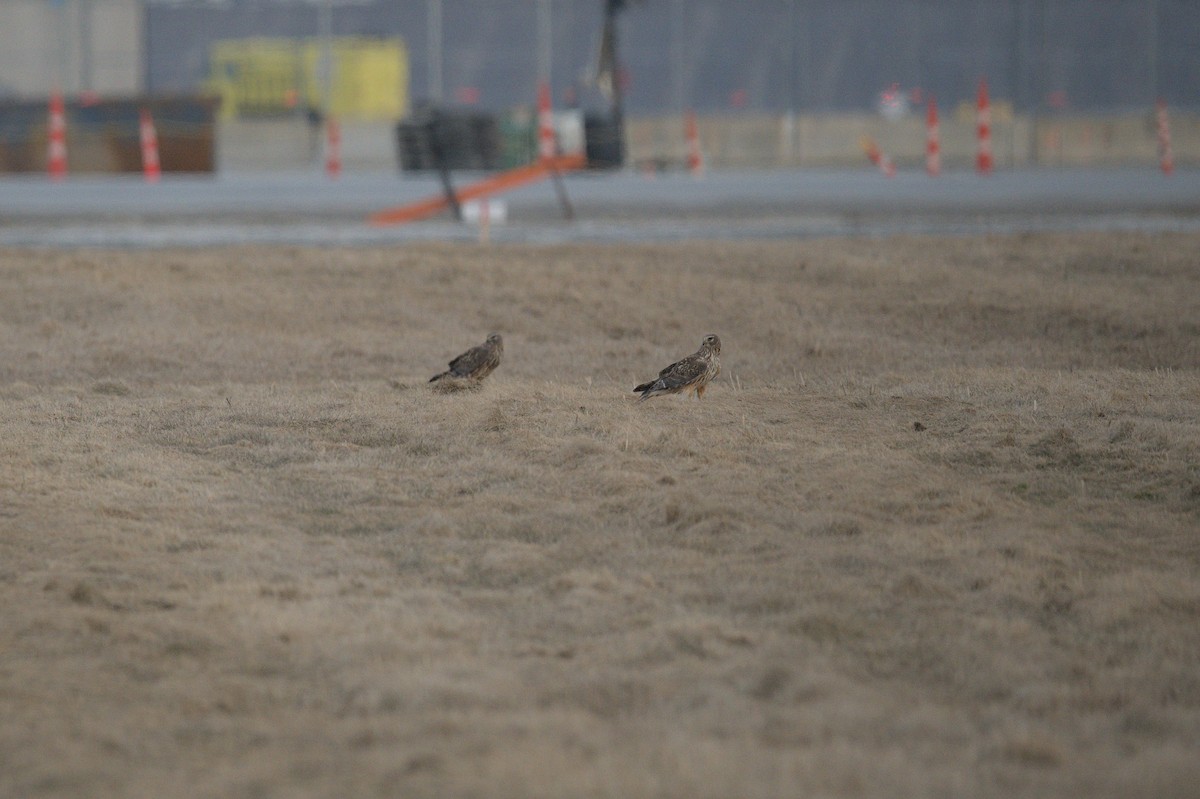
[145,0,1199,115]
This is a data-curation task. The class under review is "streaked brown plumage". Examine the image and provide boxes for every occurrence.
[430,333,503,383]
[634,334,721,401]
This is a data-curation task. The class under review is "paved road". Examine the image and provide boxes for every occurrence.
[1,167,1197,247]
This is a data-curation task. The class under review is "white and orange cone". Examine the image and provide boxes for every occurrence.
[860,134,896,178]
[47,91,68,181]
[325,116,342,179]
[976,77,994,175]
[1156,99,1174,176]
[139,109,161,183]
[926,96,941,177]
[685,109,704,177]
[537,81,556,162]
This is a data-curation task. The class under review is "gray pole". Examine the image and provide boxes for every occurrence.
[318,0,333,116]
[54,0,68,92]
[669,0,684,114]
[537,0,551,85]
[1030,0,1044,166]
[796,0,811,110]
[427,0,443,102]
[788,0,797,116]
[783,0,797,164]
[1148,0,1159,100]
[79,0,93,94]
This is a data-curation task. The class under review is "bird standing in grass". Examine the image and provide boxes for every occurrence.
[430,333,503,383]
[634,334,721,401]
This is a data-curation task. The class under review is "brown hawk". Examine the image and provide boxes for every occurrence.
[634,334,721,401]
[430,333,503,383]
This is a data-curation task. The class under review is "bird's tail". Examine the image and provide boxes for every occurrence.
[634,380,660,401]
[429,371,448,383]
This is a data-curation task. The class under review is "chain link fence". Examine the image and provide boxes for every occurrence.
[145,0,1198,115]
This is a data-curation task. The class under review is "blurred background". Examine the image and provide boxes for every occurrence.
[0,0,1197,174]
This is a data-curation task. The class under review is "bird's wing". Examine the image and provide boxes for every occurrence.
[447,344,487,375]
[657,354,708,388]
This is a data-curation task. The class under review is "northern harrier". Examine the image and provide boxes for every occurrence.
[634,333,721,401]
[430,333,503,383]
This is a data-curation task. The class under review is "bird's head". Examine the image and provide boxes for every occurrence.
[701,334,721,354]
[487,332,503,350]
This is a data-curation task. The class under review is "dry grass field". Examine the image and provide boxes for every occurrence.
[1,232,1199,798]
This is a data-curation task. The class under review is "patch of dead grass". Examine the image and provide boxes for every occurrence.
[2,233,1199,798]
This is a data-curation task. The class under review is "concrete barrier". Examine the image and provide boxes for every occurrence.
[210,112,1197,174]
[215,119,397,173]
[626,112,1196,171]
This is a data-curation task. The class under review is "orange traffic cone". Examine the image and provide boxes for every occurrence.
[685,109,704,176]
[976,77,994,175]
[1156,99,1174,176]
[139,109,161,183]
[860,134,896,178]
[325,117,341,179]
[47,92,68,181]
[925,96,941,177]
[537,81,556,162]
